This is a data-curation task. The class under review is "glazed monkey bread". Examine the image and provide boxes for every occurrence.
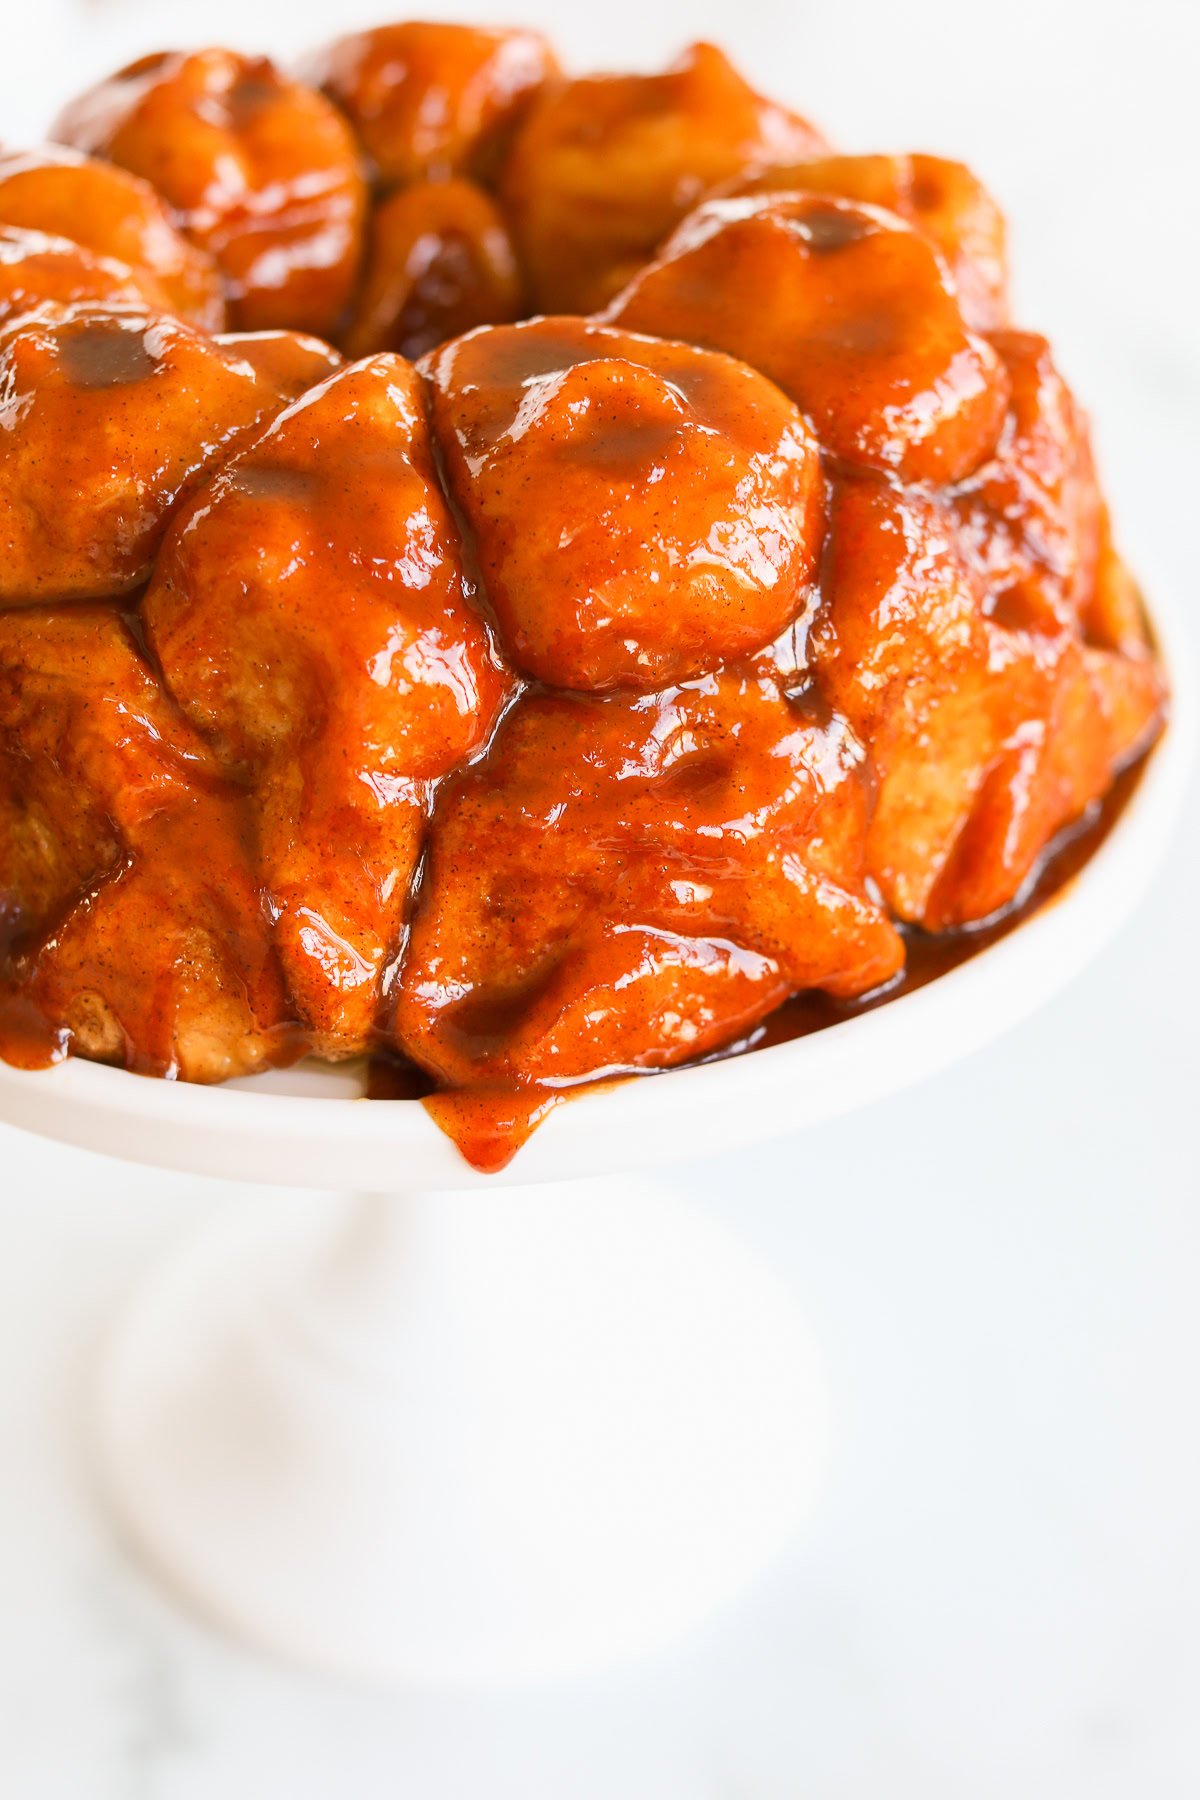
[0,26,1166,1166]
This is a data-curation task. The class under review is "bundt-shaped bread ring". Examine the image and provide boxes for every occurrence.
[0,26,1166,1168]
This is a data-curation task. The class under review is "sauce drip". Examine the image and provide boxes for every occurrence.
[423,1084,564,1176]
[366,1053,564,1174]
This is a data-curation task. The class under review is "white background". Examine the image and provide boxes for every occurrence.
[2,0,1199,1794]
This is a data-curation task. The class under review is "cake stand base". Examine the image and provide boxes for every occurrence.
[96,1177,825,1684]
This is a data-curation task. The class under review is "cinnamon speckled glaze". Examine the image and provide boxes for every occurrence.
[0,26,1167,1168]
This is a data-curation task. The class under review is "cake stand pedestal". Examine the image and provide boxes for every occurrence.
[97,1174,824,1684]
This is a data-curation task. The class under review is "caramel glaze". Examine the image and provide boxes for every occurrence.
[0,600,1159,1173]
[9,731,1144,1135]
[362,730,1158,1174]
[749,737,1155,1047]
[0,604,314,1080]
[0,33,1172,1177]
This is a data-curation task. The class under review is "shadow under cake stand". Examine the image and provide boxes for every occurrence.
[0,591,1191,1686]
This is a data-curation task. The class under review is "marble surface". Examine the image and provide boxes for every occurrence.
[2,0,1199,1793]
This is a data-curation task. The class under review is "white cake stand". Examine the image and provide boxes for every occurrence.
[0,590,1192,1685]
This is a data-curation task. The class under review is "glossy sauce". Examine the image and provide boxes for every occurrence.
[5,675,1153,1161]
[0,31,1172,1177]
[0,986,66,1071]
[359,735,1156,1173]
[752,743,1152,1049]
